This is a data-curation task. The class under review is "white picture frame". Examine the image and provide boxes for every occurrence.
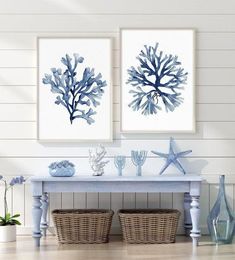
[37,37,113,142]
[121,29,195,133]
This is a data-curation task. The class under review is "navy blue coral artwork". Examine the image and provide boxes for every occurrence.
[42,53,106,125]
[121,29,195,133]
[38,38,112,141]
[127,43,188,115]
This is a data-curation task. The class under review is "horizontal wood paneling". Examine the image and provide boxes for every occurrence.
[1,32,235,51]
[0,140,235,157]
[114,104,235,122]
[0,50,36,67]
[0,0,234,236]
[198,86,235,104]
[0,0,234,14]
[197,104,235,121]
[116,122,235,140]
[197,50,235,68]
[1,15,235,32]
[3,121,235,140]
[0,68,36,85]
[197,68,235,86]
[0,86,36,103]
[0,104,35,121]
[0,122,36,139]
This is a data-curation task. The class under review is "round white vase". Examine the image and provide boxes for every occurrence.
[0,225,16,242]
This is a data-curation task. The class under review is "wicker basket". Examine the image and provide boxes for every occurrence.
[52,209,114,244]
[118,209,181,244]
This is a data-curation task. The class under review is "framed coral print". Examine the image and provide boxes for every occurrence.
[121,29,195,133]
[37,37,112,141]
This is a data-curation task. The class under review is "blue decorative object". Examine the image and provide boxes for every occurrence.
[207,175,235,244]
[131,150,147,176]
[48,160,75,177]
[151,137,192,175]
[114,156,126,176]
[127,43,188,115]
[0,175,25,226]
[42,53,106,125]
[9,176,25,186]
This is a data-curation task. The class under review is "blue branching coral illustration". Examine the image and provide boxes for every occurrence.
[127,43,188,115]
[42,53,106,124]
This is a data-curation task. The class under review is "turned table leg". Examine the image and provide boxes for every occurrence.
[32,195,42,247]
[184,192,192,236]
[41,193,49,237]
[190,195,201,247]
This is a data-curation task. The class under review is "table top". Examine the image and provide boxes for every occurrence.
[30,175,203,182]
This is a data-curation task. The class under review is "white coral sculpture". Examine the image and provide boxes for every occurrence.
[89,145,109,176]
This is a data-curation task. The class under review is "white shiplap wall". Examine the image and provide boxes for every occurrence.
[0,0,235,235]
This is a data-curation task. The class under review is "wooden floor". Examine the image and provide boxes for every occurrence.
[0,236,235,260]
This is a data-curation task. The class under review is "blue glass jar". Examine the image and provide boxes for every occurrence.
[207,175,235,244]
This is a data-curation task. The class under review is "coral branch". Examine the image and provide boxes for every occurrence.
[127,43,188,115]
[42,53,106,124]
[89,145,109,176]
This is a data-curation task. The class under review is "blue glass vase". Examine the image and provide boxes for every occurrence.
[207,175,235,244]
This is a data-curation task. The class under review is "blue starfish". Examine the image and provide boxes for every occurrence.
[151,137,192,175]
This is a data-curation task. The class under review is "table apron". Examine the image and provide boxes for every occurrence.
[34,181,192,194]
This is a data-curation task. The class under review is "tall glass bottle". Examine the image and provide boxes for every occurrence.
[207,175,235,244]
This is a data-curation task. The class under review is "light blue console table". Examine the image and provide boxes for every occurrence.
[30,175,203,247]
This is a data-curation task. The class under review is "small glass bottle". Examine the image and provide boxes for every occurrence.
[207,175,235,244]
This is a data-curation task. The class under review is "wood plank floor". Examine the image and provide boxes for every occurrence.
[0,236,235,260]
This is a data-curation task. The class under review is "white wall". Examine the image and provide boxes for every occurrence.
[0,0,235,235]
